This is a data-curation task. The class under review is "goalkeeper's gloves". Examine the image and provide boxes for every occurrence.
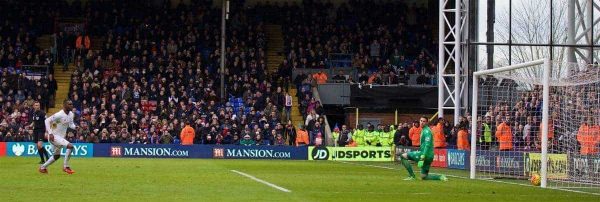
[417,155,425,168]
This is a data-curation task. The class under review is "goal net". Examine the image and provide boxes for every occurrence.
[471,59,600,191]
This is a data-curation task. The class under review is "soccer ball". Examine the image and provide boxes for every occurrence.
[530,173,541,186]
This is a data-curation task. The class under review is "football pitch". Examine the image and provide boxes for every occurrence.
[1,157,599,201]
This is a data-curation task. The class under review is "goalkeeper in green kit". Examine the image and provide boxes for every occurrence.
[397,117,448,181]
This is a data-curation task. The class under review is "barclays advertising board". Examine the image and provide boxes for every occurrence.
[5,142,93,157]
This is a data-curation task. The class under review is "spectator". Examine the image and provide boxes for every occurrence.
[577,118,598,155]
[456,118,470,150]
[180,121,195,145]
[284,121,296,145]
[353,124,365,146]
[331,70,347,83]
[240,134,255,146]
[313,70,328,84]
[409,121,421,147]
[337,125,352,147]
[295,125,309,146]
[433,118,447,148]
[496,117,513,151]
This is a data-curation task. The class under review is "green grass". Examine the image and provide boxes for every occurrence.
[1,157,599,201]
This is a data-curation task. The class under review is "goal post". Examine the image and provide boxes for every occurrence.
[470,58,600,190]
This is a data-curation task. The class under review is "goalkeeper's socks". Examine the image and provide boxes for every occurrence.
[401,158,415,177]
[424,174,446,181]
[38,148,46,162]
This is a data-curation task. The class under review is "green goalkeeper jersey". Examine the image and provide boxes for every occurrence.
[419,125,434,159]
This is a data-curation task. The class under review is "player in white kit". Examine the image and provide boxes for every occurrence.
[39,100,77,174]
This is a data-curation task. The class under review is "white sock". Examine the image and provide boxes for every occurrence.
[63,148,72,168]
[41,156,55,169]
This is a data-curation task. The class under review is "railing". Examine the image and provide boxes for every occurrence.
[311,86,333,146]
[327,53,353,68]
[22,65,49,78]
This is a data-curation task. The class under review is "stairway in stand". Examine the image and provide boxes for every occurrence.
[38,34,105,114]
[265,24,284,74]
[265,24,304,127]
[48,65,74,114]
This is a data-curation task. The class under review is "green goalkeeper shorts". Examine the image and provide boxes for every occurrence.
[406,151,433,175]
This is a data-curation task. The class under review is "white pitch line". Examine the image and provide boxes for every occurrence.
[338,161,600,196]
[231,170,291,193]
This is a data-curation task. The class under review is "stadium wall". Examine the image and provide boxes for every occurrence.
[8,142,589,178]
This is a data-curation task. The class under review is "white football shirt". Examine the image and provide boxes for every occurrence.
[45,109,76,138]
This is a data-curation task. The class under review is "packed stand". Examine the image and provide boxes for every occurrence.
[0,0,65,141]
[0,0,326,147]
[264,0,437,86]
[475,78,600,154]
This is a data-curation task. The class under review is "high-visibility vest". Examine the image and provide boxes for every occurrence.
[577,124,599,155]
[481,123,492,143]
[433,123,446,148]
[409,126,422,146]
[496,123,513,150]
[457,129,470,150]
[180,125,195,145]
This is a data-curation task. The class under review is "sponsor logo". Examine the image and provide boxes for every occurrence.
[432,149,448,168]
[310,147,393,161]
[525,153,567,179]
[6,142,93,157]
[496,156,521,169]
[476,155,492,167]
[12,143,25,156]
[311,147,329,160]
[122,147,189,157]
[333,150,391,159]
[111,146,123,157]
[447,149,468,170]
[569,154,600,183]
[225,149,292,159]
[476,151,524,175]
[213,148,225,158]
[395,146,416,154]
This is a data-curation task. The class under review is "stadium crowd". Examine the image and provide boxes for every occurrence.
[472,77,600,154]
[4,0,561,152]
[0,0,329,146]
[262,0,437,85]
